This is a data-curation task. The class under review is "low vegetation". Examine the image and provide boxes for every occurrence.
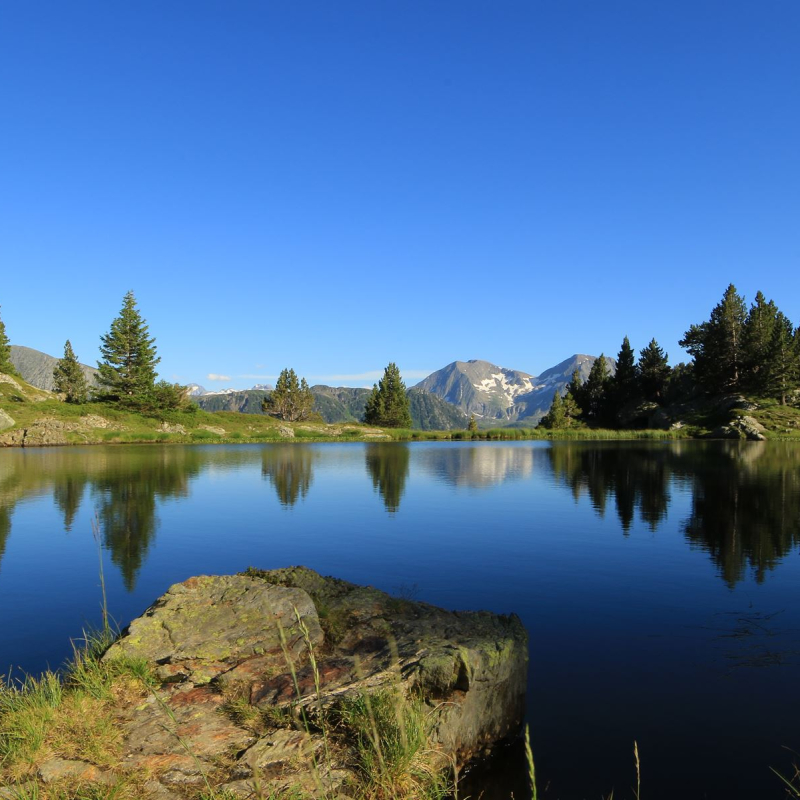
[0,629,156,794]
[5,369,800,446]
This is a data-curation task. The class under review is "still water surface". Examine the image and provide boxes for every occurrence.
[1,441,799,799]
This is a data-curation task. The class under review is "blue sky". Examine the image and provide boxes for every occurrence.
[1,1,798,388]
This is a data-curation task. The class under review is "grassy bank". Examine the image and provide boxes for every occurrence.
[3,372,800,446]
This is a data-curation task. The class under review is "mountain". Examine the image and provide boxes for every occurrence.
[311,386,371,423]
[10,345,99,392]
[407,388,468,430]
[414,360,536,420]
[193,389,269,414]
[193,384,467,430]
[415,355,616,425]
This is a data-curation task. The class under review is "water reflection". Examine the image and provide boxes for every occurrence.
[681,442,800,587]
[0,442,799,589]
[547,441,800,585]
[547,444,671,532]
[53,474,88,532]
[417,444,535,488]
[365,443,409,512]
[261,446,315,507]
[91,449,204,590]
[0,506,10,573]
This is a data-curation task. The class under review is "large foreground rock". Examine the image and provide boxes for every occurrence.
[100,567,527,798]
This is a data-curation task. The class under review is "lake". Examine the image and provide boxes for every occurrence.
[1,440,799,799]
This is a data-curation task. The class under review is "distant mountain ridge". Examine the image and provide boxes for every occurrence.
[193,384,467,431]
[11,345,612,429]
[415,355,615,425]
[10,345,99,393]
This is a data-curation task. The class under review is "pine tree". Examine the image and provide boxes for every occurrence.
[53,340,89,403]
[582,355,611,421]
[742,291,778,390]
[0,305,18,376]
[561,390,582,426]
[637,338,671,401]
[764,312,799,405]
[97,291,160,403]
[539,390,566,429]
[262,368,315,422]
[565,369,585,415]
[680,284,747,393]
[468,414,479,433]
[612,336,637,406]
[363,362,412,428]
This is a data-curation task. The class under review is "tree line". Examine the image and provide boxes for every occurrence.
[541,284,800,429]
[1,291,191,412]
[262,361,412,428]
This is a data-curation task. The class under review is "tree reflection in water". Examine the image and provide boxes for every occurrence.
[547,441,800,586]
[0,441,798,590]
[365,443,410,512]
[92,448,203,590]
[261,445,315,507]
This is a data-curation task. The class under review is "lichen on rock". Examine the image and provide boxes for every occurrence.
[94,567,528,797]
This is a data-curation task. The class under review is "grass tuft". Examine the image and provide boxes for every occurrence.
[336,688,451,800]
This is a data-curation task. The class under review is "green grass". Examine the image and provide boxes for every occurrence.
[336,689,450,800]
[0,629,155,786]
[4,371,799,447]
[740,396,800,439]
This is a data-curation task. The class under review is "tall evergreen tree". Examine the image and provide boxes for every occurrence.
[262,368,315,422]
[0,305,17,376]
[97,291,160,402]
[637,338,671,401]
[582,355,611,421]
[680,284,747,393]
[764,312,798,405]
[363,362,412,428]
[561,389,582,426]
[565,369,585,414]
[539,390,566,429]
[53,340,89,403]
[742,291,778,391]
[613,336,638,406]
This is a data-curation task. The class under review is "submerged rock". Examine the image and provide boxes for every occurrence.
[100,567,527,797]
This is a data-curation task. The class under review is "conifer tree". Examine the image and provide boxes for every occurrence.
[680,284,747,393]
[613,336,638,406]
[742,291,778,389]
[97,291,160,403]
[637,338,671,401]
[0,305,18,376]
[565,369,585,414]
[468,414,479,433]
[764,312,798,405]
[262,368,315,422]
[363,362,412,428]
[539,390,566,429]
[582,355,611,421]
[53,340,89,403]
[561,389,582,426]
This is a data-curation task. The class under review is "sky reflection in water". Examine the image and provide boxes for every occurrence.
[1,441,799,800]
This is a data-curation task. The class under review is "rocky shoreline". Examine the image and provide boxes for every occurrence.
[6,568,528,799]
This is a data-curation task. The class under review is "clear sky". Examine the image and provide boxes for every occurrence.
[1,1,798,389]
